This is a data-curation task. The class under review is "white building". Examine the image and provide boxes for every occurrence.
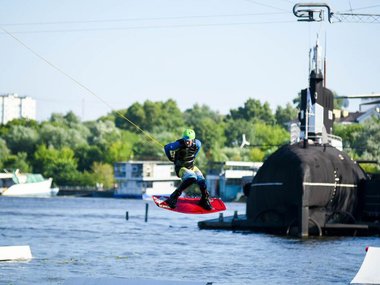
[206,161,263,202]
[0,93,36,124]
[114,161,180,199]
[335,105,380,125]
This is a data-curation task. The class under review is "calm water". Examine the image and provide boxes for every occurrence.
[0,196,379,285]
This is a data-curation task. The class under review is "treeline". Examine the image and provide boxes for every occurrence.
[0,98,379,188]
[334,120,380,173]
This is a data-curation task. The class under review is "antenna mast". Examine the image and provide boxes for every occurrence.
[324,33,327,87]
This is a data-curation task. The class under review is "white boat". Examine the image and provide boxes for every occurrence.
[0,171,55,197]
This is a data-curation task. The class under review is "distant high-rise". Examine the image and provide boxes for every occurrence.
[0,93,36,124]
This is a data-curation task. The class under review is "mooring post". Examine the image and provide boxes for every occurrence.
[300,185,310,238]
[145,203,149,222]
[125,211,129,220]
[233,210,238,221]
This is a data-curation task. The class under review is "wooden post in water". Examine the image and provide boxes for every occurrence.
[145,203,149,222]
[219,213,224,222]
[125,211,129,220]
[232,210,238,222]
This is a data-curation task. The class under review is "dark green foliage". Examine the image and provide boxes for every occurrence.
[75,145,104,171]
[334,123,364,152]
[333,117,380,172]
[1,96,377,186]
[132,138,165,161]
[33,145,80,185]
[224,119,253,147]
[228,98,275,125]
[4,125,39,154]
[275,103,298,128]
[114,99,184,133]
[2,152,32,173]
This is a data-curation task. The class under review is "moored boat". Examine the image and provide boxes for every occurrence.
[0,171,55,197]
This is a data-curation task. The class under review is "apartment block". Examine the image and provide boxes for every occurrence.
[0,93,36,124]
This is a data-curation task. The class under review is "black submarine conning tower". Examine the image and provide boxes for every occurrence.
[245,38,367,237]
[299,38,334,144]
[199,37,380,236]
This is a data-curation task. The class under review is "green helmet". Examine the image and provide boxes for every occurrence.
[182,128,195,140]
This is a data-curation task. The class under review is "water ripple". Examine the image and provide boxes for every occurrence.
[0,196,377,284]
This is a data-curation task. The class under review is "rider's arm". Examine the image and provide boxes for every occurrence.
[164,140,181,161]
[194,139,202,157]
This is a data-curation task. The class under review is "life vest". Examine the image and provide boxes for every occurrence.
[174,139,198,172]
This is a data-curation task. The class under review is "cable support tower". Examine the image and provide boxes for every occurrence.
[293,3,380,23]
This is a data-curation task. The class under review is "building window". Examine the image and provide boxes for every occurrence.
[226,178,241,186]
[132,165,142,177]
[114,164,126,177]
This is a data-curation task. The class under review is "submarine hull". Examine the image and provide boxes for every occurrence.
[246,142,367,236]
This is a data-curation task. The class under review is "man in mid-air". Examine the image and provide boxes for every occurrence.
[164,129,212,210]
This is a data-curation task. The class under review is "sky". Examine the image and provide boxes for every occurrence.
[0,0,379,121]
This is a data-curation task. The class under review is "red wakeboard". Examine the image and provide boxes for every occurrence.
[152,195,226,214]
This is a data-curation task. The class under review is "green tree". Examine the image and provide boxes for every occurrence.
[218,148,245,162]
[33,145,79,185]
[333,123,364,152]
[184,104,225,159]
[114,100,184,133]
[76,170,96,186]
[275,103,298,128]
[39,124,67,148]
[224,119,253,147]
[143,100,162,131]
[86,120,121,146]
[2,152,32,172]
[49,111,81,126]
[246,122,289,157]
[75,145,104,171]
[249,122,289,146]
[64,111,81,125]
[249,148,265,162]
[142,99,184,132]
[184,104,224,126]
[103,130,139,164]
[39,123,88,149]
[228,98,275,124]
[155,130,178,147]
[75,127,134,172]
[132,138,164,160]
[334,118,380,173]
[355,117,380,165]
[193,117,225,158]
[1,118,39,131]
[116,103,145,131]
[91,162,114,189]
[4,125,39,154]
[158,99,185,131]
[0,139,10,169]
[49,112,67,126]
